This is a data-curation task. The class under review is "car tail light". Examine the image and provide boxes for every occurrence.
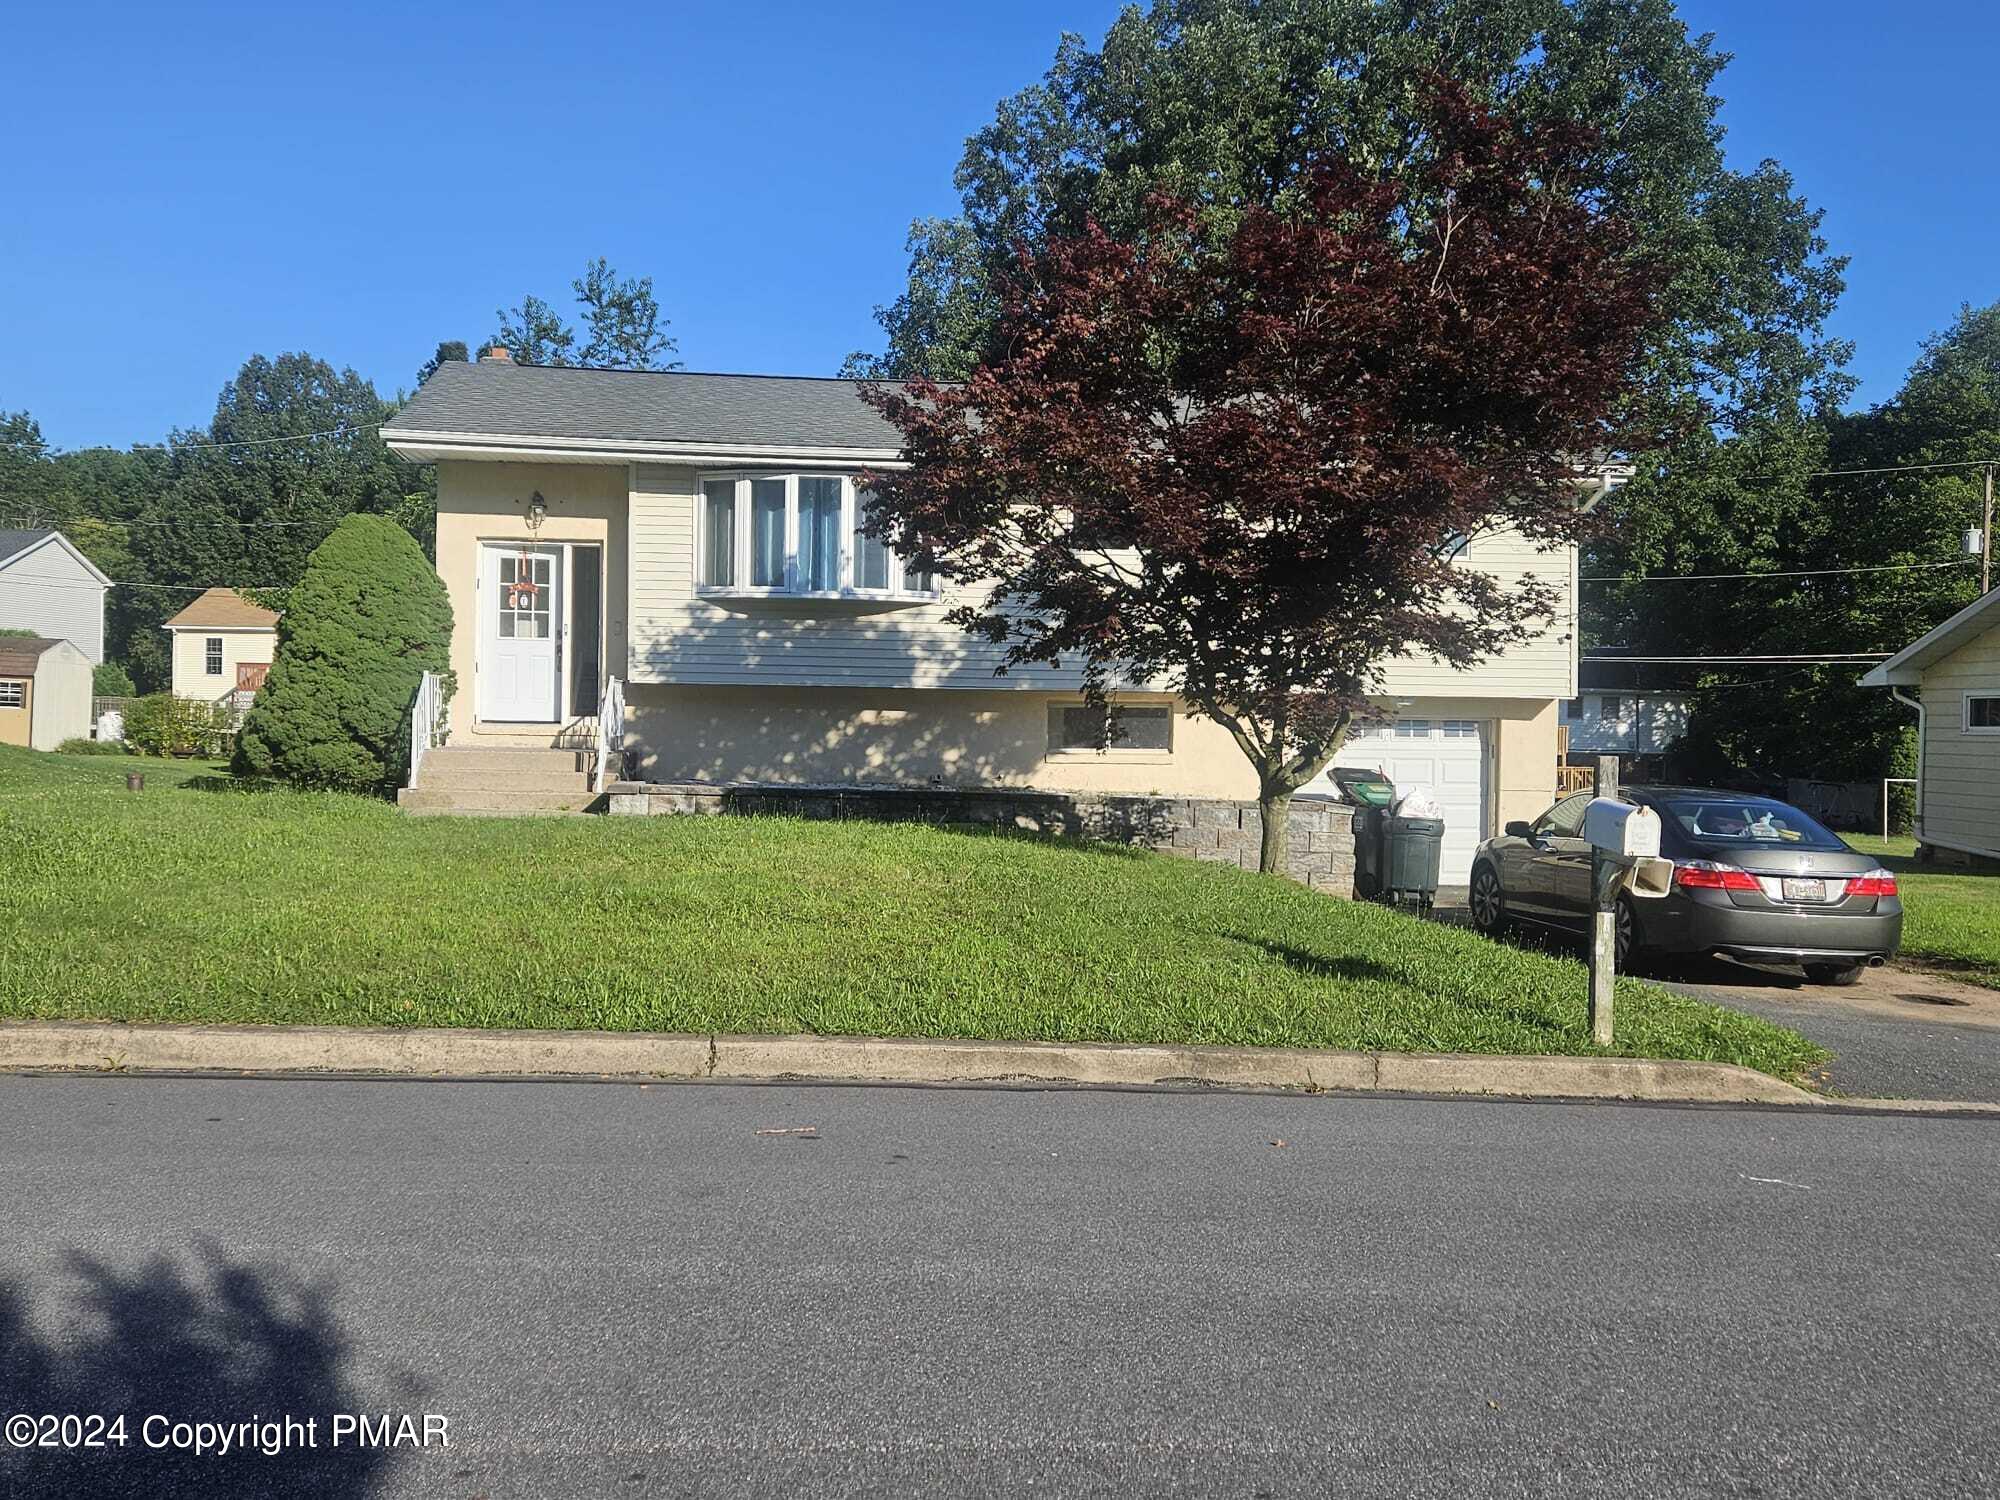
[1673,860,1761,892]
[1846,868,1898,898]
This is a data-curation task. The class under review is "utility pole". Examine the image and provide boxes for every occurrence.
[1984,463,1993,596]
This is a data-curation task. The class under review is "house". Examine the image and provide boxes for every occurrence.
[0,636,93,750]
[0,528,112,664]
[1861,588,2000,868]
[162,588,280,703]
[1558,673,1689,761]
[381,353,1591,879]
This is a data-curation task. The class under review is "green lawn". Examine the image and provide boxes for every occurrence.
[1844,834,2000,989]
[0,746,1825,1080]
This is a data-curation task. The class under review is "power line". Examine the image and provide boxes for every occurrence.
[128,424,387,452]
[1796,457,2000,479]
[1581,558,1976,583]
[1581,653,1890,664]
[1,515,346,530]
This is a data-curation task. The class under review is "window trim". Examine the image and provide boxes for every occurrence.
[1965,692,2000,736]
[204,637,225,676]
[1045,700,1175,761]
[0,679,24,709]
[693,471,939,602]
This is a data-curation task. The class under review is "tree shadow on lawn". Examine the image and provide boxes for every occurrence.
[1232,932,1578,1044]
[179,773,292,796]
[0,1242,419,1499]
[1226,934,1399,985]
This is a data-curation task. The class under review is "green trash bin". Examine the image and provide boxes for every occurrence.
[1330,769,1397,900]
[1383,815,1444,909]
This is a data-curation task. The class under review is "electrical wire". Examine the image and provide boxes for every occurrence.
[1581,558,1975,583]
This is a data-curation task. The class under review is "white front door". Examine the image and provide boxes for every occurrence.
[480,545,561,722]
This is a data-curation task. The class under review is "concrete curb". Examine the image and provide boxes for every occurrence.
[0,1019,1878,1108]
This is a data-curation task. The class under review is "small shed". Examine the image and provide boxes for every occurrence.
[0,637,93,750]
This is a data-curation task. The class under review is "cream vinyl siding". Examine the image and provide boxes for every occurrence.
[168,628,276,701]
[629,464,1088,690]
[1918,622,2000,856]
[1374,527,1577,700]
[0,539,107,663]
[629,465,1577,697]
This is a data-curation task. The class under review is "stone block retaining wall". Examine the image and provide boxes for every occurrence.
[606,781,1356,896]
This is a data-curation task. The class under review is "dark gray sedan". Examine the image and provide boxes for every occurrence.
[1468,786,1903,985]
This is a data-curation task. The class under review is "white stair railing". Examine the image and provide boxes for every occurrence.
[407,670,446,790]
[592,675,625,794]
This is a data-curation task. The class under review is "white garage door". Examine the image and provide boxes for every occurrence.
[1307,719,1489,886]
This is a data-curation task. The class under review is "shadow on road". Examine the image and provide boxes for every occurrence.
[0,1243,410,1498]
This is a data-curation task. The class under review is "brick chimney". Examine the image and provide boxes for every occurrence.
[481,345,513,363]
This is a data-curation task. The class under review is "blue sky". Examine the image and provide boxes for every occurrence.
[3,1,1995,451]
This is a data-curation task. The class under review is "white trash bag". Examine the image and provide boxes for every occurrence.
[1392,785,1442,820]
[95,708,125,743]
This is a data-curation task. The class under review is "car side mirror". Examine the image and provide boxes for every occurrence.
[1504,821,1534,838]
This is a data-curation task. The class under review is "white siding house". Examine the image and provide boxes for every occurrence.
[162,589,281,702]
[1559,692,1689,756]
[0,529,112,664]
[1863,590,2000,866]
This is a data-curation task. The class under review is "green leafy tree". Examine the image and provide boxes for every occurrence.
[489,259,681,370]
[849,0,1849,434]
[416,340,469,386]
[234,514,455,792]
[92,662,136,697]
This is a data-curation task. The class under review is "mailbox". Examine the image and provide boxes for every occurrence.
[1583,798,1660,861]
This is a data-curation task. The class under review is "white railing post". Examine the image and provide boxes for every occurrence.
[408,671,442,790]
[593,675,625,795]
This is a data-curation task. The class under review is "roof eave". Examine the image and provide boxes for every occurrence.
[0,530,115,587]
[1860,588,2000,689]
[381,427,906,467]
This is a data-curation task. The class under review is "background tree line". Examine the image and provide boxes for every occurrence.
[0,258,671,694]
[842,0,1995,793]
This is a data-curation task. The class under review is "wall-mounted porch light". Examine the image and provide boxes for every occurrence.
[527,492,547,533]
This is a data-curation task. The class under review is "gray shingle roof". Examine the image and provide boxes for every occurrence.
[0,636,62,676]
[384,359,910,452]
[0,528,55,564]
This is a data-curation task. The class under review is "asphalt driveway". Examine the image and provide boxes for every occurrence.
[1429,893,2000,1103]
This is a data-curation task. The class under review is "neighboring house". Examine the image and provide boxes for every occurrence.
[162,588,281,702]
[1861,589,2000,867]
[1559,691,1689,758]
[381,353,1593,879]
[0,637,92,750]
[0,528,112,664]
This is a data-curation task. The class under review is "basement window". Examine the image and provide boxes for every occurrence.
[1049,703,1173,754]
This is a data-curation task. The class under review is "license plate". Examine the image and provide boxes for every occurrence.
[1782,878,1827,904]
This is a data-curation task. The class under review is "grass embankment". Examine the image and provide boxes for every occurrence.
[0,747,1824,1078]
[1845,834,2000,990]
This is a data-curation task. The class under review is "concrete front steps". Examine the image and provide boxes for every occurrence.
[397,746,601,815]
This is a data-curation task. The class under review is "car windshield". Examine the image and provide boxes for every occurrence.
[1658,797,1845,850]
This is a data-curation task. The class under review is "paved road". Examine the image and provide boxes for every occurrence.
[2,1076,1996,1498]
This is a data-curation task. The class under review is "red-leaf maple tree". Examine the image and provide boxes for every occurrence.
[862,80,1662,874]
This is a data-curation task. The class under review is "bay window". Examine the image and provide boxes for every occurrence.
[697,472,939,599]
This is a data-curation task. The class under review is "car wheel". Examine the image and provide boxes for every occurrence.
[1469,865,1508,936]
[1613,896,1641,973]
[1804,962,1865,987]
